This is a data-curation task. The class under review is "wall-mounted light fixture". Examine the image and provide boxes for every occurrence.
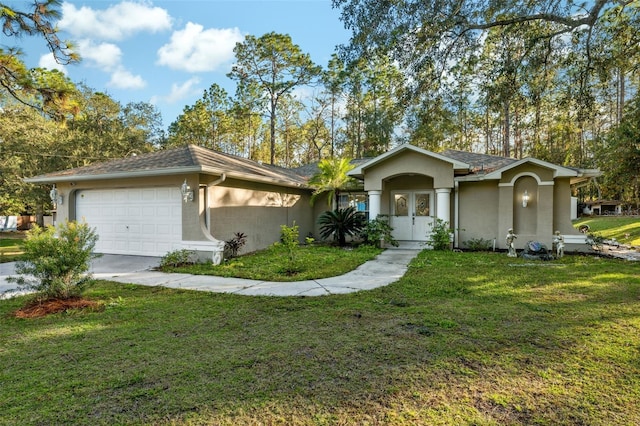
[181,179,194,203]
[49,184,63,206]
[522,189,530,208]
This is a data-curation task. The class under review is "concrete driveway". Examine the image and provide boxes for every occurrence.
[0,249,420,298]
[0,254,161,299]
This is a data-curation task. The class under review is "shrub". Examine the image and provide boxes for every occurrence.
[159,249,197,268]
[276,223,301,274]
[224,232,247,259]
[8,221,99,300]
[464,237,494,251]
[428,218,453,251]
[318,207,365,246]
[359,214,398,247]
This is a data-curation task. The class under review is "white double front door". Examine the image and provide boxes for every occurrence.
[390,191,434,241]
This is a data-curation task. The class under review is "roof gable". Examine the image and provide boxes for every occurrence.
[349,144,470,178]
[483,157,578,180]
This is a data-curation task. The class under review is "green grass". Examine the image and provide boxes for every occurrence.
[2,251,640,425]
[573,216,640,246]
[164,244,383,281]
[0,232,24,263]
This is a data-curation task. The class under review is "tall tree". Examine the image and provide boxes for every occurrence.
[0,1,79,108]
[166,84,231,151]
[333,0,637,111]
[228,32,321,165]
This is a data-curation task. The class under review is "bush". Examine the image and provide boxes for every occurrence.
[359,214,398,247]
[159,249,197,268]
[428,218,453,251]
[275,223,301,274]
[224,232,247,259]
[8,221,99,300]
[318,207,365,246]
[464,237,494,251]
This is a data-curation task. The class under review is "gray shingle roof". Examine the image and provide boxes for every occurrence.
[440,149,518,173]
[26,145,308,187]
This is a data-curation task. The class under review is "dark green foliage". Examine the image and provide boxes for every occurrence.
[224,232,247,259]
[159,249,197,269]
[318,207,365,246]
[464,237,494,251]
[8,221,98,300]
[359,214,398,247]
[427,218,452,250]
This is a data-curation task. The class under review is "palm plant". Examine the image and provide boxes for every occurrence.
[308,157,358,210]
[318,207,365,246]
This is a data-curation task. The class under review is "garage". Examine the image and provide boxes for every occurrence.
[75,187,183,256]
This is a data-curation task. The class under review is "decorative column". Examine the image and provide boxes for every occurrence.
[368,190,381,220]
[435,188,451,223]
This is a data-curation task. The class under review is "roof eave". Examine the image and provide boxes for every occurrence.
[25,165,308,189]
[24,166,204,184]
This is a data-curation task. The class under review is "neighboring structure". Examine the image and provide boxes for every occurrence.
[582,199,624,216]
[25,143,600,262]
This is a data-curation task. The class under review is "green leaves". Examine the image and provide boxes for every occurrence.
[8,221,99,300]
[228,32,321,165]
[308,157,358,208]
[318,207,365,246]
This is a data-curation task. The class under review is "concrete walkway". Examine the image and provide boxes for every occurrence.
[0,249,421,299]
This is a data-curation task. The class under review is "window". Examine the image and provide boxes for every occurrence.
[338,193,369,220]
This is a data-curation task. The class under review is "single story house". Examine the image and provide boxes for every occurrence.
[25,143,600,262]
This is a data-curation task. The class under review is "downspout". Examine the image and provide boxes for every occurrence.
[204,173,226,233]
[454,180,460,248]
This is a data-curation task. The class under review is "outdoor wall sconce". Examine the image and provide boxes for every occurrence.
[49,184,63,206]
[181,179,194,203]
[522,190,529,208]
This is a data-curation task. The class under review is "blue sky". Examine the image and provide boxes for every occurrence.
[12,0,351,129]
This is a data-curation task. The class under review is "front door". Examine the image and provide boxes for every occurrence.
[390,191,434,241]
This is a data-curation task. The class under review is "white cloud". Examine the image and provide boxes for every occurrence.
[156,23,243,72]
[38,53,67,74]
[108,67,146,89]
[60,1,172,41]
[150,77,201,104]
[77,40,122,71]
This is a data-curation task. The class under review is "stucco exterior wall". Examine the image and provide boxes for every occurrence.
[554,178,580,235]
[208,178,313,253]
[458,181,499,248]
[364,151,454,191]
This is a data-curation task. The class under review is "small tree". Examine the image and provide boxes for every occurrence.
[276,223,301,274]
[318,207,365,246]
[8,221,99,300]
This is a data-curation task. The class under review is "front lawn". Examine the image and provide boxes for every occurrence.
[2,251,639,425]
[574,216,640,246]
[163,244,383,281]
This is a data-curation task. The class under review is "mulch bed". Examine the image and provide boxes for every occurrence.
[13,297,103,319]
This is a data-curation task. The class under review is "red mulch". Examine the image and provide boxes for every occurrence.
[13,297,103,319]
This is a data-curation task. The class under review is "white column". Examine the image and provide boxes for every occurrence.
[368,190,381,220]
[436,188,451,223]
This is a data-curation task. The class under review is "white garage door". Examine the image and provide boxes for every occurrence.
[76,187,183,256]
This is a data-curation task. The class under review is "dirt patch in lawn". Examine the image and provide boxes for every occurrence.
[13,297,103,318]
